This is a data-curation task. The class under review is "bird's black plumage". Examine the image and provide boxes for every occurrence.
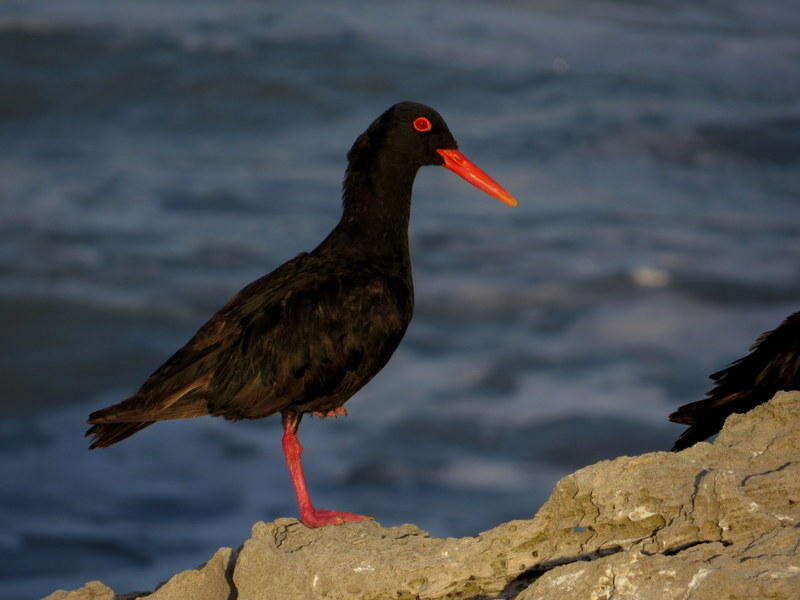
[86,102,458,448]
[669,311,800,451]
[86,101,518,527]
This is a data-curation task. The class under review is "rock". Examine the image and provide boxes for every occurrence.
[519,530,800,600]
[233,518,522,599]
[41,581,115,600]
[516,391,800,600]
[42,391,800,600]
[143,547,233,600]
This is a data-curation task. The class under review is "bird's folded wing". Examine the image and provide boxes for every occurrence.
[89,253,411,424]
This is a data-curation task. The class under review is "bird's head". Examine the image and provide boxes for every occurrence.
[347,101,517,207]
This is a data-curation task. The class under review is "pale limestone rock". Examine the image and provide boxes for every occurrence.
[519,531,800,600]
[518,391,800,600]
[142,547,233,600]
[41,391,800,600]
[232,517,532,600]
[41,581,115,600]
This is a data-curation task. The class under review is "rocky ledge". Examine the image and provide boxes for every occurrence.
[45,391,800,600]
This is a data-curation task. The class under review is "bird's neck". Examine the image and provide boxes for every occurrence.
[327,154,419,263]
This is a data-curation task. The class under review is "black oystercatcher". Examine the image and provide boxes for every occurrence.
[670,311,800,451]
[86,102,517,527]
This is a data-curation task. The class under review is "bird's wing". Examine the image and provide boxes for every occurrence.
[207,260,413,419]
[669,311,800,450]
[88,252,314,423]
[89,253,412,423]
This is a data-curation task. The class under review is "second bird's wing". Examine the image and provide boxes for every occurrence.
[669,311,800,450]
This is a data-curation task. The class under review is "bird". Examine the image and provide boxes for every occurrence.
[669,311,800,451]
[86,101,517,527]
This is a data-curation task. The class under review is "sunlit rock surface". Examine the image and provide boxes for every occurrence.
[43,391,800,600]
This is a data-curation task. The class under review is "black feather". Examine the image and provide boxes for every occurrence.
[83,102,458,448]
[670,311,800,450]
[86,422,154,449]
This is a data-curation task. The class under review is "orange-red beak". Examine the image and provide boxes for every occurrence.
[436,149,517,207]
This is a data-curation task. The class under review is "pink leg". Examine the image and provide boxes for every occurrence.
[281,412,371,528]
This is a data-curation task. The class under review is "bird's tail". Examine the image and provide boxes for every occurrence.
[85,421,155,449]
[668,396,714,425]
[85,375,212,449]
[668,396,732,452]
[669,419,726,452]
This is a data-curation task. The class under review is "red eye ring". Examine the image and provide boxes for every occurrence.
[413,117,432,132]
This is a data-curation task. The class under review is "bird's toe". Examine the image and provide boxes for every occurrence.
[299,508,372,527]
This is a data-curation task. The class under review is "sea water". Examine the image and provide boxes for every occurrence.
[1,1,799,597]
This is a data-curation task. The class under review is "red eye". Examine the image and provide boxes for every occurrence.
[413,117,432,132]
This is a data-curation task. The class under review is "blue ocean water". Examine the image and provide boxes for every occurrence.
[1,1,799,597]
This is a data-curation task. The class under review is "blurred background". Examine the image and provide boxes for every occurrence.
[2,0,799,597]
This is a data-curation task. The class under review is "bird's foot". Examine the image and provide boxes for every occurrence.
[312,407,347,418]
[299,507,372,528]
